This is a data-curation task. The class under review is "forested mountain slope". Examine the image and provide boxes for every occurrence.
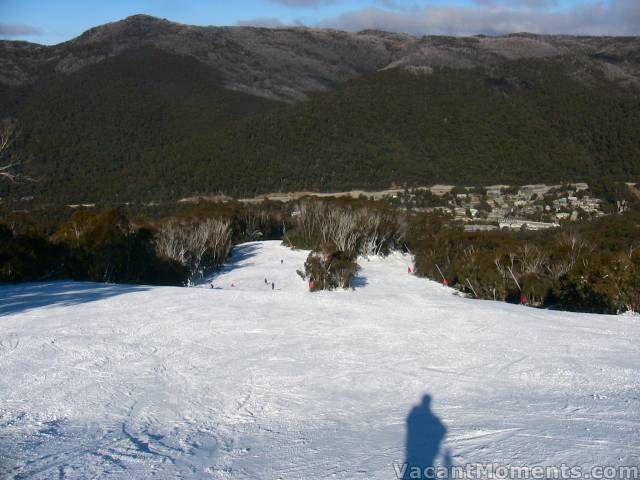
[1,15,639,204]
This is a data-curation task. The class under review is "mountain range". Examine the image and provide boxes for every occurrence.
[1,14,639,204]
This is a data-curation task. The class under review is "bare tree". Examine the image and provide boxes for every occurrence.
[239,207,272,240]
[0,118,22,181]
[295,200,325,243]
[197,218,233,272]
[358,208,393,257]
[327,209,359,255]
[156,219,189,265]
[518,243,548,275]
[295,200,403,258]
[548,231,591,280]
[295,200,359,253]
[156,217,232,282]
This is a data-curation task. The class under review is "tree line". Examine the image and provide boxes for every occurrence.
[2,198,639,314]
[406,210,640,314]
[1,209,235,286]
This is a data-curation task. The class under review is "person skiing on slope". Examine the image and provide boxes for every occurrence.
[271,282,275,291]
[264,278,268,285]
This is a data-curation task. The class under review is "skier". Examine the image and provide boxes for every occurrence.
[280,259,283,264]
[271,282,275,291]
[264,278,268,285]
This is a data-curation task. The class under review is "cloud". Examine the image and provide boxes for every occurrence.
[268,0,338,7]
[375,0,404,9]
[0,23,41,37]
[237,0,640,36]
[317,0,640,36]
[236,17,305,28]
[471,0,559,8]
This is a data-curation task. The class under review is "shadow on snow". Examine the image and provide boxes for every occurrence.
[398,394,452,480]
[351,274,369,289]
[0,282,151,317]
[203,243,264,283]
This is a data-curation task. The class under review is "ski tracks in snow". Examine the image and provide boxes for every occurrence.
[0,333,19,355]
[1,241,640,478]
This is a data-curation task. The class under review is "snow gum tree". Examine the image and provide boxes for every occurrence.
[304,250,360,291]
[156,217,232,282]
[46,209,188,285]
[290,200,399,256]
[289,199,402,291]
[0,118,24,182]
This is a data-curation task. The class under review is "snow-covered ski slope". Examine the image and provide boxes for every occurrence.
[0,241,639,479]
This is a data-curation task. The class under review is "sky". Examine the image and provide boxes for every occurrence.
[1,0,639,45]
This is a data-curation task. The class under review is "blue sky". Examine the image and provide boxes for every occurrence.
[1,0,638,44]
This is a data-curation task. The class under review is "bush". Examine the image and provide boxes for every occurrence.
[408,210,640,314]
[553,274,616,314]
[0,225,66,282]
[285,198,401,257]
[304,249,359,291]
[155,217,232,282]
[1,211,189,285]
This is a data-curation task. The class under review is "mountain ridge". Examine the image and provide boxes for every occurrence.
[2,14,640,101]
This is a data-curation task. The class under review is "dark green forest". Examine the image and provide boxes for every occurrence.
[1,47,639,204]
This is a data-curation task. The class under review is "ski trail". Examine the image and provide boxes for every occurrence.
[0,241,638,478]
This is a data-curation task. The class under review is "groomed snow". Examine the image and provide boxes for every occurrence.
[0,241,639,479]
